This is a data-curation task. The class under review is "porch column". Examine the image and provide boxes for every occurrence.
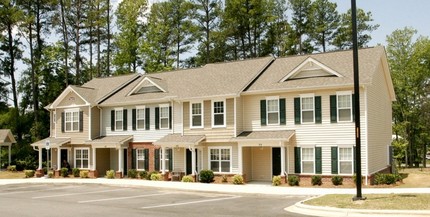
[92,147,97,170]
[8,145,11,166]
[191,147,196,175]
[38,146,42,170]
[161,146,166,175]
[238,144,243,174]
[57,148,61,170]
[280,145,286,175]
[118,148,123,173]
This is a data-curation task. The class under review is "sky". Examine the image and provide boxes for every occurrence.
[332,0,430,46]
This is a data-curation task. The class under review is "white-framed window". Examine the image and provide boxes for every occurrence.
[115,109,123,131]
[65,108,79,132]
[75,148,89,169]
[159,105,169,129]
[136,107,145,130]
[339,147,353,174]
[301,147,314,174]
[136,149,146,170]
[212,100,225,127]
[301,95,314,123]
[159,148,172,171]
[337,92,352,122]
[190,102,203,128]
[266,97,279,125]
[209,147,231,173]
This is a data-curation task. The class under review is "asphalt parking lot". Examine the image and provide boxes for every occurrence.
[0,183,310,217]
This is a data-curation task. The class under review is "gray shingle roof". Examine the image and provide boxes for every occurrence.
[30,137,70,147]
[85,135,133,146]
[244,46,386,93]
[232,131,295,142]
[154,134,205,146]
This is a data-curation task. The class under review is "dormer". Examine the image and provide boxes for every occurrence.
[280,57,343,82]
[128,76,167,96]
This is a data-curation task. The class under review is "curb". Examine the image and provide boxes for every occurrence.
[285,196,430,217]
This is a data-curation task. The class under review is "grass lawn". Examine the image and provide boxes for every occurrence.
[0,171,25,179]
[305,194,430,210]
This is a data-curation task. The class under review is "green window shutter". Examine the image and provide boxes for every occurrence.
[145,108,150,130]
[294,147,301,173]
[353,146,357,173]
[315,96,322,124]
[294,98,301,124]
[330,95,337,123]
[79,111,84,132]
[61,112,65,132]
[110,110,115,131]
[155,107,160,130]
[331,147,338,174]
[315,147,322,174]
[132,149,136,169]
[123,109,128,131]
[279,98,286,125]
[260,100,266,126]
[352,94,356,122]
[168,149,173,171]
[154,149,160,171]
[169,106,172,129]
[132,109,136,130]
[144,149,149,171]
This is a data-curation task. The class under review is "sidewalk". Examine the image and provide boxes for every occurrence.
[1,178,430,216]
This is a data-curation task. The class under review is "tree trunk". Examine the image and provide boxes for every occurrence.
[60,0,69,86]
[75,0,81,84]
[107,0,111,75]
[96,1,101,77]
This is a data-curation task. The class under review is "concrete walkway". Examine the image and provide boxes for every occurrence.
[1,178,430,216]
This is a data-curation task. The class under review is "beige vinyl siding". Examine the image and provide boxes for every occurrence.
[366,62,392,174]
[184,99,235,142]
[91,107,100,139]
[251,147,271,181]
[57,91,87,107]
[201,142,238,173]
[242,147,252,179]
[173,101,183,133]
[96,148,110,176]
[236,97,243,136]
[109,148,119,171]
[173,148,185,171]
[50,111,55,137]
[55,107,89,144]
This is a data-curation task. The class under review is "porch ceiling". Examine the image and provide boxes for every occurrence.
[154,133,205,147]
[30,137,71,148]
[85,135,133,148]
[231,130,295,142]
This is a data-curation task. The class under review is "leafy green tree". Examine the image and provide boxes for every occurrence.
[288,0,313,54]
[261,0,289,57]
[309,0,340,52]
[333,8,379,50]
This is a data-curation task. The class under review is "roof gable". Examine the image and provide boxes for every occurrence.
[0,129,16,144]
[50,86,90,109]
[128,77,166,96]
[280,57,343,82]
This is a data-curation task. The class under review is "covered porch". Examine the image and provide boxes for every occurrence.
[0,129,16,168]
[154,134,205,180]
[232,131,296,182]
[31,137,71,177]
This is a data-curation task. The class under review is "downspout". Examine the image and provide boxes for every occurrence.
[88,105,92,141]
[364,86,369,185]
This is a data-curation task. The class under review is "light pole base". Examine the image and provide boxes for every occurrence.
[352,196,367,201]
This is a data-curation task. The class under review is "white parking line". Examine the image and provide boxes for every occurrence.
[33,188,124,199]
[140,195,242,209]
[78,192,172,204]
[0,185,80,196]
[0,184,47,191]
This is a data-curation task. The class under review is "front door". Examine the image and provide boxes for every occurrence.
[186,149,198,175]
[60,149,68,164]
[272,147,281,176]
[123,148,128,176]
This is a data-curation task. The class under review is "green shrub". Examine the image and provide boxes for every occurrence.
[331,175,343,186]
[72,168,80,177]
[128,169,138,178]
[60,167,69,177]
[311,175,322,186]
[272,176,282,186]
[106,170,115,179]
[48,171,54,178]
[43,167,48,174]
[139,170,148,179]
[232,174,244,185]
[287,175,300,186]
[181,175,194,182]
[199,170,214,183]
[80,170,89,178]
[150,172,162,181]
[374,173,400,185]
[147,171,159,180]
[24,170,35,178]
[7,165,16,172]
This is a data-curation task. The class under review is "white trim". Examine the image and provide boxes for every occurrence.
[127,77,166,96]
[338,146,354,175]
[301,147,315,174]
[234,98,237,137]
[208,146,233,174]
[211,99,226,128]
[64,108,80,132]
[300,94,315,124]
[136,148,147,171]
[265,96,280,125]
[114,108,124,131]
[364,87,369,185]
[280,57,343,82]
[74,148,90,169]
[336,91,353,123]
[136,106,146,130]
[50,86,91,108]
[159,104,170,130]
[88,106,91,140]
[190,101,204,129]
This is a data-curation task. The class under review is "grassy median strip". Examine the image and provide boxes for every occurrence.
[305,194,430,210]
[0,171,25,179]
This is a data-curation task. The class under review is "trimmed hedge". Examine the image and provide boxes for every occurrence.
[331,175,343,186]
[232,174,244,185]
[272,176,282,186]
[288,175,300,186]
[311,175,322,186]
[199,170,214,183]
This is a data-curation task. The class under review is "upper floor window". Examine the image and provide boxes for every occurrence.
[294,95,321,124]
[337,93,352,122]
[191,102,203,128]
[212,100,225,127]
[267,98,279,125]
[301,96,314,123]
[115,109,123,131]
[65,109,79,132]
[159,105,169,129]
[136,107,145,130]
